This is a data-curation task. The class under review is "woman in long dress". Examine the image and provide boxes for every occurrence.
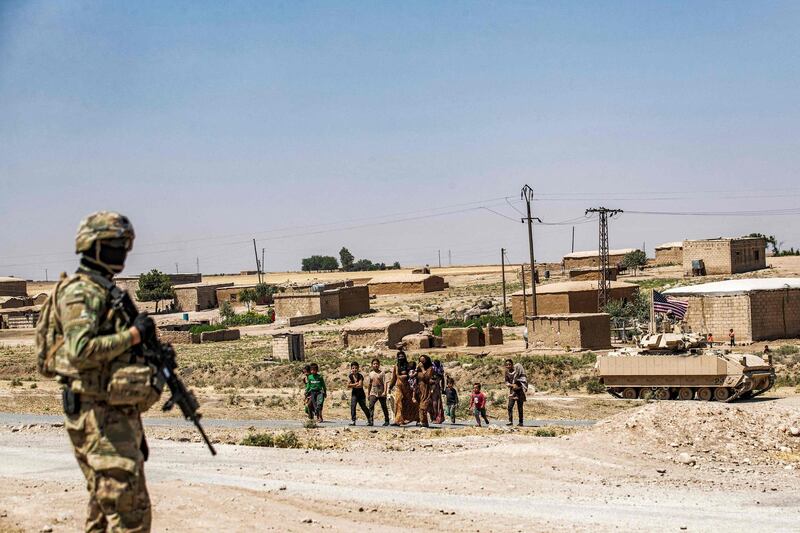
[389,350,418,425]
[428,359,445,424]
[415,355,434,428]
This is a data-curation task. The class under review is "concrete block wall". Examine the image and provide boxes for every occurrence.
[158,330,198,344]
[0,279,27,297]
[174,283,231,311]
[512,286,637,324]
[749,289,800,340]
[200,329,241,342]
[272,333,305,361]
[526,314,611,350]
[511,293,572,324]
[336,285,370,317]
[654,247,682,265]
[680,294,752,341]
[730,239,767,274]
[568,267,618,281]
[484,326,504,345]
[442,327,484,347]
[274,293,322,319]
[683,241,733,275]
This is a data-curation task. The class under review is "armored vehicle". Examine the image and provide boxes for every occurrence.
[596,332,775,402]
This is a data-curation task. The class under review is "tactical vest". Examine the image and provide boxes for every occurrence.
[38,273,135,399]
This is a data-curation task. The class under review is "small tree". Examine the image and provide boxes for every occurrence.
[253,282,274,303]
[136,269,174,313]
[219,301,235,321]
[391,261,401,270]
[622,250,647,272]
[238,287,257,311]
[749,233,778,255]
[301,255,339,272]
[339,247,354,271]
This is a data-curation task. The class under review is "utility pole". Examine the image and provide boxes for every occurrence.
[585,207,623,310]
[448,249,452,267]
[500,248,507,321]
[521,185,541,316]
[175,262,179,274]
[45,269,48,282]
[261,248,265,278]
[196,257,200,274]
[571,226,575,253]
[252,239,262,284]
[438,250,441,268]
[520,263,528,327]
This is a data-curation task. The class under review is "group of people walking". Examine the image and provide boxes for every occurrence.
[301,352,530,427]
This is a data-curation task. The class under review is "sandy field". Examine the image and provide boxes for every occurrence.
[1,396,799,532]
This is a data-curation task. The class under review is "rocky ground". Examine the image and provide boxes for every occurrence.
[1,396,799,532]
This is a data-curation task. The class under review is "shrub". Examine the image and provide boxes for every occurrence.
[585,379,605,394]
[189,324,226,335]
[222,310,274,327]
[303,419,318,429]
[240,431,300,448]
[432,314,513,336]
[241,432,274,447]
[777,345,799,356]
[274,431,300,448]
[534,428,557,437]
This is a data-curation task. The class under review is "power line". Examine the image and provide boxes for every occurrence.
[625,207,800,217]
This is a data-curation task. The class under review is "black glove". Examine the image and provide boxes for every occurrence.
[133,313,156,344]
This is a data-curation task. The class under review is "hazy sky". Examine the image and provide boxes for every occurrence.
[2,1,799,279]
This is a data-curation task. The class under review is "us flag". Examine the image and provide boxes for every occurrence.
[653,290,689,320]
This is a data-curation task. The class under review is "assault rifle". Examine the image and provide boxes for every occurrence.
[92,273,217,455]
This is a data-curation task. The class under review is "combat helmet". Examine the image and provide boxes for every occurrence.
[75,211,135,253]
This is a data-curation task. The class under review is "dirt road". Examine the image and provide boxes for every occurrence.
[2,400,799,532]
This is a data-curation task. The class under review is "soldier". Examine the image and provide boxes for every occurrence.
[37,211,159,532]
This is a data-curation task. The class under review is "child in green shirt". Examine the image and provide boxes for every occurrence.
[306,363,327,422]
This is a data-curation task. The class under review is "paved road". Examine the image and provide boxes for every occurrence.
[0,412,595,429]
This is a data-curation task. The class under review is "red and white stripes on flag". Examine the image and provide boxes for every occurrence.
[653,290,689,320]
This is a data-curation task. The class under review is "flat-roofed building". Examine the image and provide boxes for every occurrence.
[367,274,447,296]
[682,237,766,276]
[511,280,639,324]
[173,282,233,312]
[654,241,683,266]
[663,278,800,342]
[562,248,637,270]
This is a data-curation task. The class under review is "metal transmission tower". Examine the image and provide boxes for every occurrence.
[585,207,623,310]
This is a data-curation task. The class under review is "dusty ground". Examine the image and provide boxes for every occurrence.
[5,263,800,531]
[1,397,799,532]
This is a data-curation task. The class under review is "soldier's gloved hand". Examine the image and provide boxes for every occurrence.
[133,313,156,344]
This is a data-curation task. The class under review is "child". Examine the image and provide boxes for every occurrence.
[443,378,458,424]
[347,362,372,426]
[301,364,312,417]
[729,328,735,347]
[367,358,390,426]
[469,383,489,427]
[306,363,326,422]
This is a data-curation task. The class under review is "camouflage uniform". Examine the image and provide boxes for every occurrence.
[46,212,153,532]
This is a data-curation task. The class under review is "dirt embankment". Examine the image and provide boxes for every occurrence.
[588,398,800,469]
